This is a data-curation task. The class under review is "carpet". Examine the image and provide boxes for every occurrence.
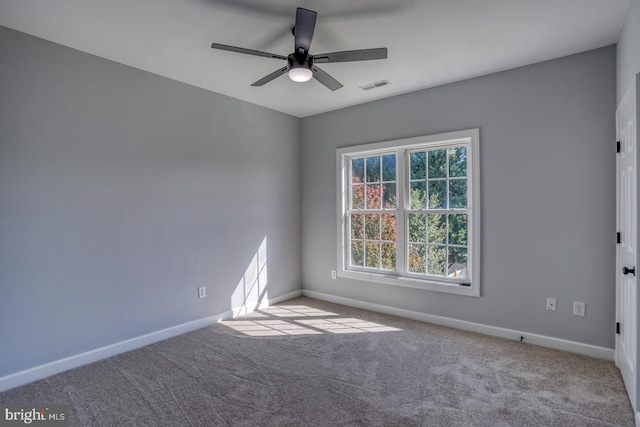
[0,297,634,426]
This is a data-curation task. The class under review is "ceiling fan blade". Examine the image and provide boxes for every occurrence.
[211,43,287,60]
[311,65,343,91]
[313,48,387,63]
[251,66,289,87]
[294,8,317,55]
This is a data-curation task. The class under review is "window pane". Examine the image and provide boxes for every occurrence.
[350,214,364,239]
[410,152,426,180]
[381,214,396,241]
[351,184,364,209]
[427,214,446,244]
[366,184,381,209]
[449,179,467,209]
[352,158,365,183]
[408,213,426,243]
[428,149,447,178]
[382,155,396,181]
[381,243,396,270]
[448,247,468,278]
[365,242,380,268]
[382,183,396,208]
[350,241,364,267]
[410,182,426,209]
[448,214,468,246]
[365,214,380,240]
[408,244,426,273]
[366,156,381,183]
[449,146,467,178]
[427,245,446,276]
[428,180,446,209]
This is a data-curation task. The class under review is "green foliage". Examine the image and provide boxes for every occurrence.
[428,181,446,208]
[352,184,364,209]
[408,213,426,243]
[427,245,446,275]
[383,184,396,209]
[407,159,468,278]
[410,152,426,180]
[410,185,426,209]
[428,149,447,178]
[381,243,396,270]
[351,241,364,266]
[427,212,446,244]
[365,242,379,268]
[382,155,395,181]
[449,179,467,209]
[449,146,467,177]
[448,214,467,246]
[352,158,365,183]
[365,214,380,239]
[366,156,380,182]
[351,214,364,239]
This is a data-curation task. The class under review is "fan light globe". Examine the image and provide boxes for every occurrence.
[288,67,313,82]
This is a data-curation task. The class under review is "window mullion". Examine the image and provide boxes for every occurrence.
[395,148,407,276]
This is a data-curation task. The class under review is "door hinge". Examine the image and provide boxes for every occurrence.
[617,232,621,244]
[617,141,621,153]
[616,322,620,334]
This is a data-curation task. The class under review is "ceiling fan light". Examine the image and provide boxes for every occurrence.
[288,66,313,82]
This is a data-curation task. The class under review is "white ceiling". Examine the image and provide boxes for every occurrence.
[0,0,631,118]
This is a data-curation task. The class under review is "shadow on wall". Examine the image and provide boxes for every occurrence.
[230,236,268,315]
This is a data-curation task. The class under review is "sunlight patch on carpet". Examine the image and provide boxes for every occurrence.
[222,304,402,336]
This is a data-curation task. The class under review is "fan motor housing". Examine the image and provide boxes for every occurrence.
[288,53,312,69]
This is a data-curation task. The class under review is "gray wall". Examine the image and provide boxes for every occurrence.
[0,26,301,376]
[617,0,640,103]
[301,46,617,348]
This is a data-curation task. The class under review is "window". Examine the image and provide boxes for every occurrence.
[337,129,480,296]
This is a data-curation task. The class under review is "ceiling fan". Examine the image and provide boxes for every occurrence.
[210,8,388,91]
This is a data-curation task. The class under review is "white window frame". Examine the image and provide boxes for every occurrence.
[336,129,481,297]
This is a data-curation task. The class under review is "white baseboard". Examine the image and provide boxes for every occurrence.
[302,290,615,361]
[0,290,302,393]
[231,290,302,317]
[268,289,303,305]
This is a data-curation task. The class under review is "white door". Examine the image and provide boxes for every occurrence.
[616,79,637,415]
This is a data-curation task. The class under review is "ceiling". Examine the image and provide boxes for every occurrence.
[0,0,631,118]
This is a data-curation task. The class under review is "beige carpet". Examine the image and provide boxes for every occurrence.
[0,297,634,426]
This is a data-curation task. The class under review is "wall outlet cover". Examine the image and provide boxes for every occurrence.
[546,298,556,311]
[573,301,585,316]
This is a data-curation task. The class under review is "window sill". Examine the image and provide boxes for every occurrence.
[337,269,480,297]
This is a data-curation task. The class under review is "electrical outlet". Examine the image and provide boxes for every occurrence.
[546,298,556,311]
[331,270,337,279]
[573,301,585,317]
[198,286,206,299]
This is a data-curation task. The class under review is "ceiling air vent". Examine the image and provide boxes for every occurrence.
[359,80,391,91]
